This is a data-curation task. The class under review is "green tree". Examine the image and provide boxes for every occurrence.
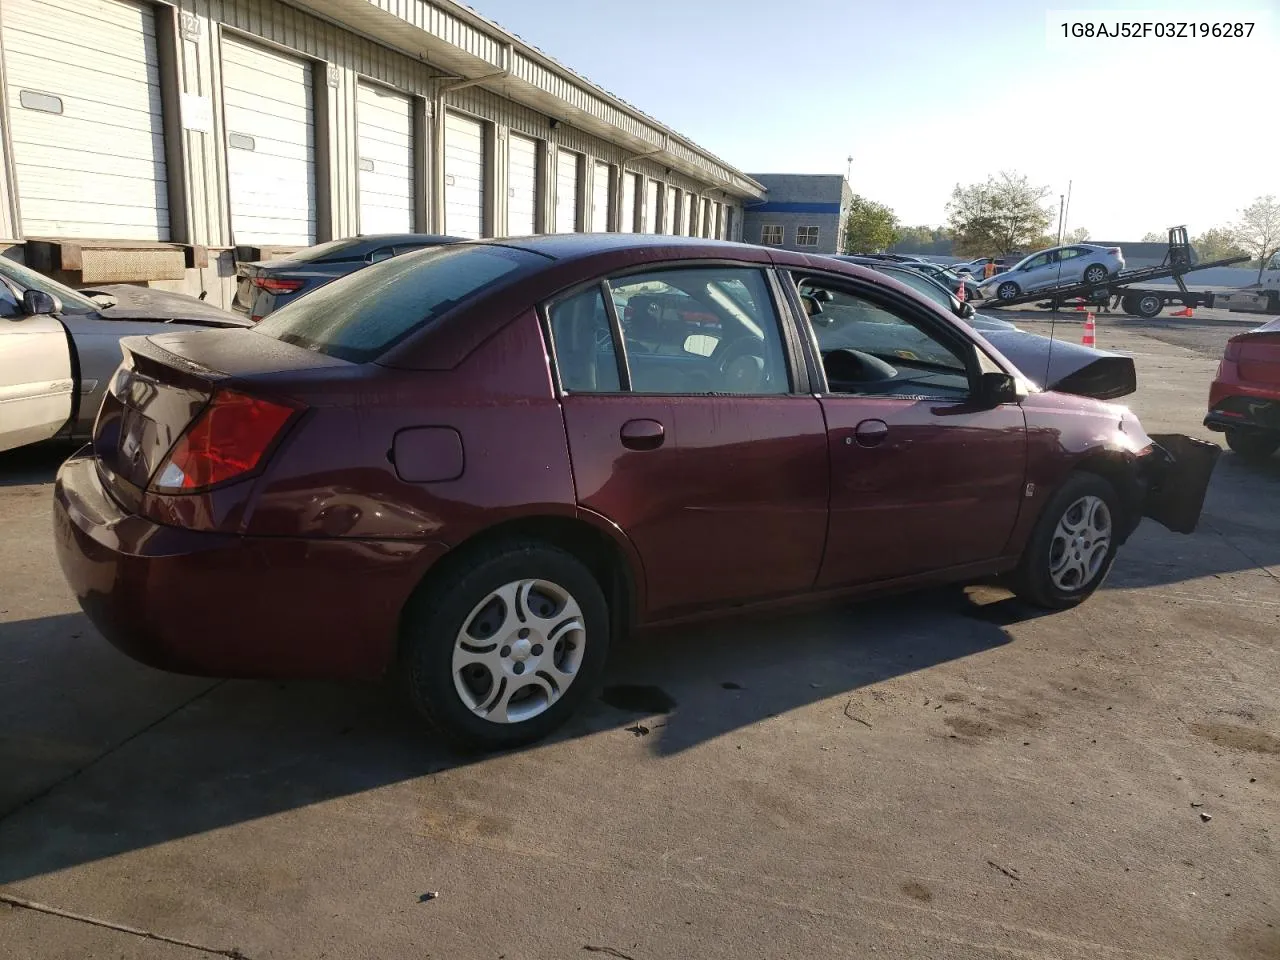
[842,195,901,254]
[1141,231,1165,243]
[1064,227,1090,243]
[1192,226,1249,263]
[946,171,1053,257]
[1230,195,1280,282]
[892,225,953,255]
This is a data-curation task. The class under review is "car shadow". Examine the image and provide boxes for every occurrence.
[0,441,80,487]
[0,586,1018,886]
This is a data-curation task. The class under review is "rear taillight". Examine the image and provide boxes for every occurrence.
[151,389,299,491]
[1223,337,1244,361]
[1107,248,1121,255]
[251,276,305,294]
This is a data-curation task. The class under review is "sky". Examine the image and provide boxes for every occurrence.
[463,0,1277,239]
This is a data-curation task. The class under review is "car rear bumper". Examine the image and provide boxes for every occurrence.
[53,448,449,680]
[1204,383,1280,436]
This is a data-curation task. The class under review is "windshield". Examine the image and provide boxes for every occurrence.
[0,255,101,313]
[253,243,539,362]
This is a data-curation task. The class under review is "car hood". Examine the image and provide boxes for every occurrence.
[981,329,1136,400]
[85,284,253,327]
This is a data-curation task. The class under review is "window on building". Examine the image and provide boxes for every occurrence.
[760,224,783,245]
[796,226,820,247]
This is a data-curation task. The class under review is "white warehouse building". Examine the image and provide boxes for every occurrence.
[0,0,762,307]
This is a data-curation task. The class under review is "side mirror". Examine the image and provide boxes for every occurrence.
[977,371,1021,407]
[22,289,61,315]
[958,301,976,319]
[810,288,834,303]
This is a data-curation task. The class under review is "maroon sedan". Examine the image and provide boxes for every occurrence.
[54,235,1216,748]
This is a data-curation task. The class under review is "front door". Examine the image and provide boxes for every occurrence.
[0,283,73,453]
[546,264,829,618]
[790,274,1027,588]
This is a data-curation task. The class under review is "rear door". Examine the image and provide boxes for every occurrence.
[546,264,828,619]
[0,286,73,452]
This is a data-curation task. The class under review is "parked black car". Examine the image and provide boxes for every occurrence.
[235,233,461,320]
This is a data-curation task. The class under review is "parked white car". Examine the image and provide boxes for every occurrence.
[978,244,1125,302]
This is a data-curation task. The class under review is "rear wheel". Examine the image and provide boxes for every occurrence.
[1083,263,1110,285]
[1134,293,1164,319]
[1225,429,1280,463]
[1120,294,1137,316]
[401,540,610,750]
[1011,472,1120,609]
[996,280,1021,302]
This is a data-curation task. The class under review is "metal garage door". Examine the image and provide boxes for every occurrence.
[356,81,414,234]
[681,192,692,236]
[507,133,537,236]
[620,172,637,233]
[2,0,168,240]
[591,161,609,232]
[222,36,316,246]
[554,149,580,233]
[644,180,658,233]
[445,113,485,239]
[661,186,676,235]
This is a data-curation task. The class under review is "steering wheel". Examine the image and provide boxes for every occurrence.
[713,336,770,393]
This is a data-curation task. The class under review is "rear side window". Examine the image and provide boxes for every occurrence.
[254,245,538,362]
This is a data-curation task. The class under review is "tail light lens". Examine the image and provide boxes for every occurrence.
[1223,337,1244,361]
[1107,248,1121,256]
[251,276,305,294]
[151,389,300,491]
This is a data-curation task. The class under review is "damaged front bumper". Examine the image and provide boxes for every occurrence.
[1139,433,1221,535]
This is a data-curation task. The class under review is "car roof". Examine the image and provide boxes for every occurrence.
[489,233,758,259]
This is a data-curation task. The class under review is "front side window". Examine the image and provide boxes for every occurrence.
[760,224,783,245]
[1023,253,1051,270]
[796,278,972,400]
[796,226,820,247]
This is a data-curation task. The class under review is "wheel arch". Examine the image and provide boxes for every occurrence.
[1073,450,1144,542]
[399,511,644,649]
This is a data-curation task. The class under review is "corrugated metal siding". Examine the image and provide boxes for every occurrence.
[3,0,169,240]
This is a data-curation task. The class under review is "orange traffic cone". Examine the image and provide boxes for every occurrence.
[1075,300,1087,312]
[1172,305,1194,317]
[1081,312,1096,347]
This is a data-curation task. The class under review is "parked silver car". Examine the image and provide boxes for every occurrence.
[0,256,251,453]
[977,244,1125,302]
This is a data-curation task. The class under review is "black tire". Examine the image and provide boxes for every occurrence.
[400,539,611,750]
[1010,472,1122,610]
[1225,429,1280,463]
[1119,294,1137,316]
[1083,263,1109,286]
[996,280,1021,301]
[1134,293,1164,319]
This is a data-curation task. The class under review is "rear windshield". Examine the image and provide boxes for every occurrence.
[253,244,539,362]
[276,237,373,264]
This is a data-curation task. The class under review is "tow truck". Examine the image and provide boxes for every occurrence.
[983,227,1252,318]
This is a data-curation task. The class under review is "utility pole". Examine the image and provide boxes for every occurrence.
[1062,180,1073,244]
[846,155,853,183]
[1057,194,1065,245]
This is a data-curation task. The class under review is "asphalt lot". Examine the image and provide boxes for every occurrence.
[1,317,1277,959]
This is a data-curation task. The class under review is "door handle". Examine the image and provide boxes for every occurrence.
[852,419,889,448]
[620,418,665,451]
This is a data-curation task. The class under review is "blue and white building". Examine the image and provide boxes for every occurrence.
[740,174,853,254]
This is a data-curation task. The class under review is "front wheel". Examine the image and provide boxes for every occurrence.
[401,540,611,750]
[1225,429,1280,463]
[996,280,1021,301]
[1083,263,1110,285]
[1010,473,1121,609]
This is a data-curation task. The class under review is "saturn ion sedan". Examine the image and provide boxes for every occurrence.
[54,235,1217,749]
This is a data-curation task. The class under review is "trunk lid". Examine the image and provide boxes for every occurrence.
[1234,328,1280,385]
[93,329,348,509]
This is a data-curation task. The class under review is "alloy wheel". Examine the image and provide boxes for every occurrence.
[1048,495,1112,591]
[452,579,587,724]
